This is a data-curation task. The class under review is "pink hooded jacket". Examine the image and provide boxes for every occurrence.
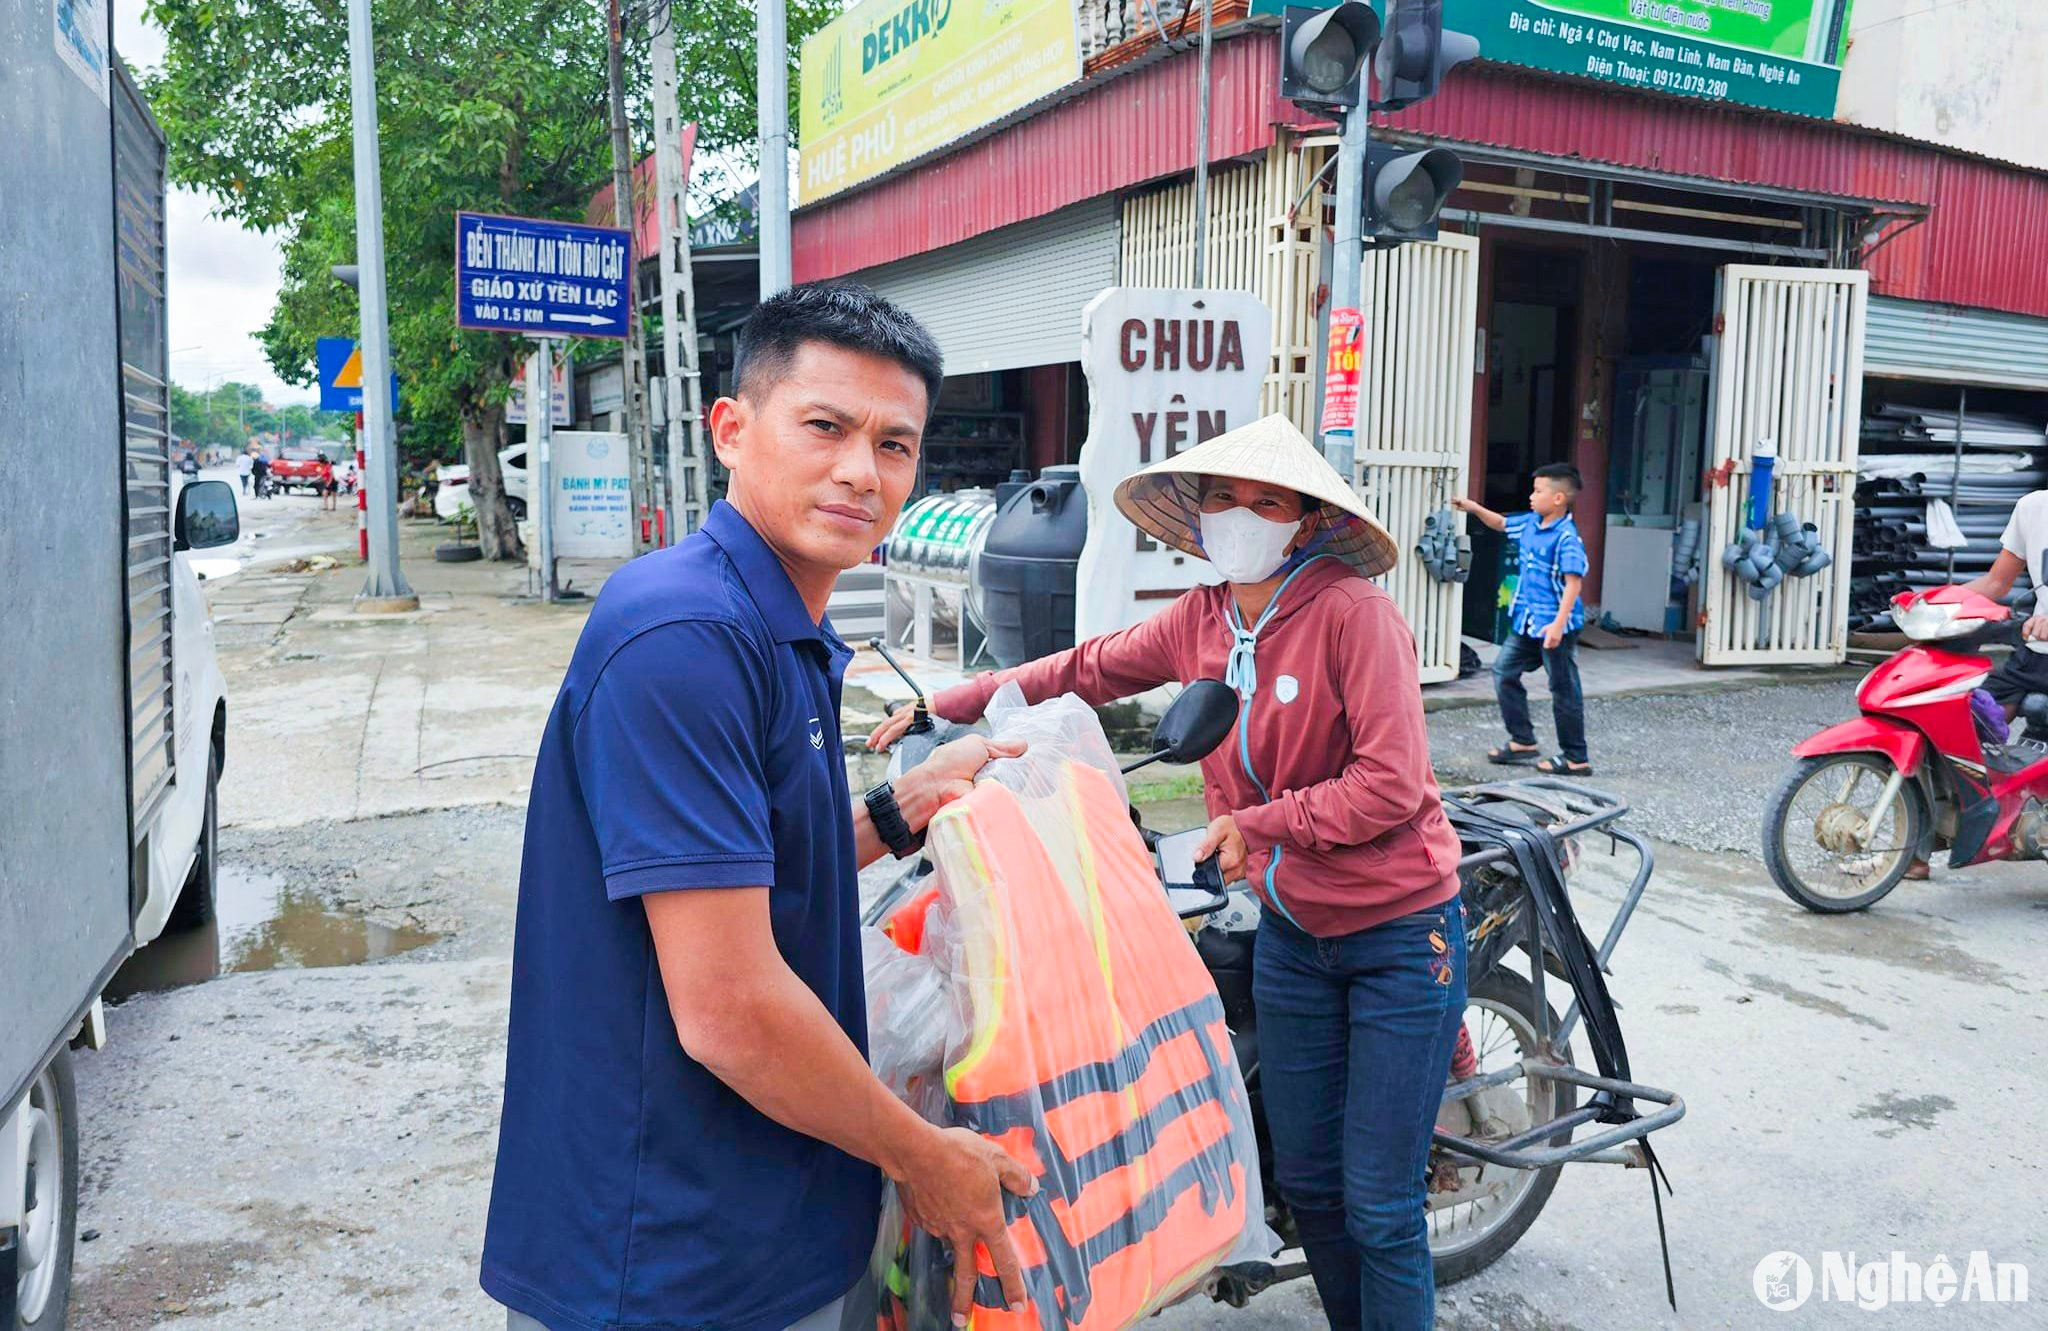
[930,556,1461,937]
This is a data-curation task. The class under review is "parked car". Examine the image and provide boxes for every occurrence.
[270,445,333,494]
[434,446,530,523]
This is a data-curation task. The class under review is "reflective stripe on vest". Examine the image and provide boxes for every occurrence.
[924,760,1251,1330]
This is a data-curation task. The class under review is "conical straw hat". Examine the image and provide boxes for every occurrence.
[1112,413,1397,578]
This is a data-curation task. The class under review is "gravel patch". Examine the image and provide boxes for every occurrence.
[1427,680,1852,855]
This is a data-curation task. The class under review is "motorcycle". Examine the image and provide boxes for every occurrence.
[1766,584,2048,913]
[861,642,1684,1305]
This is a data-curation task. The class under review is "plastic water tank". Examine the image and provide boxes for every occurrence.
[972,465,1086,667]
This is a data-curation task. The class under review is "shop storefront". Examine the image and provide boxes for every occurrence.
[792,9,2048,672]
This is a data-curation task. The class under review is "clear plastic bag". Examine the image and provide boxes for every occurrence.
[865,689,1268,1331]
[861,925,949,1100]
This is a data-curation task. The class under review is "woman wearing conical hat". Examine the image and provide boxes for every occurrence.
[869,413,1466,1330]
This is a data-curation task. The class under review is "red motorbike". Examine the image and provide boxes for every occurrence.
[1766,585,2048,912]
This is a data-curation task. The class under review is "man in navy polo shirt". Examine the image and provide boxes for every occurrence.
[482,284,1034,1331]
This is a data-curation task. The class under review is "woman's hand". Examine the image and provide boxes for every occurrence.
[866,703,924,752]
[1194,814,1248,884]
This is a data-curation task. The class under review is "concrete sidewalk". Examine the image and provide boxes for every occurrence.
[206,508,596,830]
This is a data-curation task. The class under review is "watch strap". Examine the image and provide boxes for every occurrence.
[864,780,923,857]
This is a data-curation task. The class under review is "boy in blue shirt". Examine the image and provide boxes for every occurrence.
[1455,462,1592,775]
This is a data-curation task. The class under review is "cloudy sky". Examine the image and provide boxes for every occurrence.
[114,2,312,406]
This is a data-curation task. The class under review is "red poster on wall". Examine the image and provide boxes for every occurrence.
[1322,307,1363,435]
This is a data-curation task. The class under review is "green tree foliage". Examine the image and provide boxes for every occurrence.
[145,0,625,557]
[660,0,838,160]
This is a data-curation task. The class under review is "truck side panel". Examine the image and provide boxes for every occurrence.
[0,1,135,1110]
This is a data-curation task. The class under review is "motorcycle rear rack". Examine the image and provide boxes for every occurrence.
[1437,779,1687,1171]
[1433,1062,1685,1171]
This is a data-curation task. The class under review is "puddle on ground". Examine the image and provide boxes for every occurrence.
[109,866,441,996]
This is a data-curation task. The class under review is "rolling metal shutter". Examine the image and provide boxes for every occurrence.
[115,64,175,827]
[846,199,1120,375]
[1864,296,2048,392]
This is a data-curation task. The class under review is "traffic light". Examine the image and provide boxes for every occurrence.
[1364,144,1463,243]
[1280,2,1381,111]
[1375,0,1479,110]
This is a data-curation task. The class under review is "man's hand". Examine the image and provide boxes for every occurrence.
[894,1125,1036,1320]
[1194,814,1248,884]
[866,702,923,752]
[894,734,1026,831]
[1542,620,1566,650]
[2025,614,2048,643]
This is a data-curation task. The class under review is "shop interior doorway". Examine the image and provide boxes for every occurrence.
[1600,254,1719,633]
[1468,246,1583,638]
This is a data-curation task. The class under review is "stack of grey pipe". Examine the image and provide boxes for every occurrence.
[1852,405,2047,626]
[1722,511,1833,603]
[1415,508,1471,583]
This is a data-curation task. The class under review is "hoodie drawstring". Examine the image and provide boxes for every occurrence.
[1224,555,1331,700]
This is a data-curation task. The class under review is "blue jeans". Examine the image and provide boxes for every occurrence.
[1494,631,1588,764]
[1255,899,1468,1331]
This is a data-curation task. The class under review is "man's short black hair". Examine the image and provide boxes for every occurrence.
[1533,462,1582,497]
[732,281,944,417]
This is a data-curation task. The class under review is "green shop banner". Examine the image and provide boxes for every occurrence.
[1254,0,1855,118]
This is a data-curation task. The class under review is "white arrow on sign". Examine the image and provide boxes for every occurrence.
[548,312,613,326]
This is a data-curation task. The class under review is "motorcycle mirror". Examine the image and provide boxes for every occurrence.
[1124,679,1240,774]
[868,637,933,736]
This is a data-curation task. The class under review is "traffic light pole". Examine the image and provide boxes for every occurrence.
[1321,78,1370,481]
[344,0,417,612]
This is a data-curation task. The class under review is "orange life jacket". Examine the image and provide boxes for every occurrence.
[916,759,1252,1331]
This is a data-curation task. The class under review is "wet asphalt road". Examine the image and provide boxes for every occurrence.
[65,496,2048,1330]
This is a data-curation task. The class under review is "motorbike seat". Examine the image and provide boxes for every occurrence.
[1985,737,2048,774]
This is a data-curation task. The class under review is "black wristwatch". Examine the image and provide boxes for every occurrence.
[864,780,924,858]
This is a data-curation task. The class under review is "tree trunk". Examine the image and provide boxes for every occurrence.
[463,400,524,561]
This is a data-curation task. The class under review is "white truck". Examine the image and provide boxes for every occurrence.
[2,33,236,1331]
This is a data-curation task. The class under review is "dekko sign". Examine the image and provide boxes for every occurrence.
[798,0,1080,203]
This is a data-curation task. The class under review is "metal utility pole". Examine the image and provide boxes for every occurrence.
[1322,81,1369,481]
[530,342,560,600]
[343,0,417,611]
[757,0,792,297]
[650,5,709,535]
[606,0,656,554]
[1192,0,1214,287]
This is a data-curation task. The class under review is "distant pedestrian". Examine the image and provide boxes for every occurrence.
[320,467,339,511]
[236,449,253,494]
[1454,461,1592,776]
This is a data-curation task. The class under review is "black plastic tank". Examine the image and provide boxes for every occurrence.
[972,465,1086,668]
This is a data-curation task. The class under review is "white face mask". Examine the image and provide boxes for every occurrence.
[1199,505,1301,584]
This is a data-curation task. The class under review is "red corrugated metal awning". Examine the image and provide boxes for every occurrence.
[794,29,2048,318]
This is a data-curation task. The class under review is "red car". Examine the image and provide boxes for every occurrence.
[269,446,334,494]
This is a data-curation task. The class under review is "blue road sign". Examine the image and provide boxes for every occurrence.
[316,337,400,413]
[455,211,632,339]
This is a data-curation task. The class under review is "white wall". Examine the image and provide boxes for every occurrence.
[1834,0,2048,170]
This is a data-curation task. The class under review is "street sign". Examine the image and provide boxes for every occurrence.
[455,211,632,339]
[316,336,399,413]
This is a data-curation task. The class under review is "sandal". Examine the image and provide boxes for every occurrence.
[1536,757,1594,777]
[1488,744,1541,767]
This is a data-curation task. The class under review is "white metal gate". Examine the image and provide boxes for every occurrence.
[1701,266,1868,665]
[1356,233,1479,684]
